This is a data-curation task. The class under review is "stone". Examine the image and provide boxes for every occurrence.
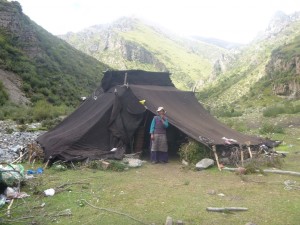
[245,222,257,225]
[0,120,45,163]
[123,158,143,167]
[195,158,214,170]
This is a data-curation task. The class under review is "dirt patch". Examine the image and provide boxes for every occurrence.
[0,68,30,105]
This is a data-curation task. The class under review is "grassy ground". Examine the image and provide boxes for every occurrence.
[0,124,300,225]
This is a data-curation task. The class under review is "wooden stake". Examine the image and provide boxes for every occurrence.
[7,199,14,217]
[11,151,28,164]
[212,145,221,171]
[44,156,52,169]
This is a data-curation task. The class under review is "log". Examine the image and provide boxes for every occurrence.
[206,207,248,212]
[263,169,300,176]
[212,145,221,171]
[223,167,300,177]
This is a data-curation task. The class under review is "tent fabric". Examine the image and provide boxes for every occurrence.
[37,70,264,162]
[130,85,264,146]
[37,85,145,162]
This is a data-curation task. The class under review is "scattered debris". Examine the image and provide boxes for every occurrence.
[0,164,24,186]
[283,180,300,190]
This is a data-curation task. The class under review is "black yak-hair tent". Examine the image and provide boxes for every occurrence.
[37,70,265,162]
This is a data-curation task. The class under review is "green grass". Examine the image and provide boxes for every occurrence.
[1,126,300,225]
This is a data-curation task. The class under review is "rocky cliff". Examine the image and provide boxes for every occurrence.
[266,42,300,98]
[0,1,41,58]
[61,19,167,72]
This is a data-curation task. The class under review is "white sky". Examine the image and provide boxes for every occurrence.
[14,0,300,44]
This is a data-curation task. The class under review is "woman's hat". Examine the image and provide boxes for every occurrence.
[156,106,165,112]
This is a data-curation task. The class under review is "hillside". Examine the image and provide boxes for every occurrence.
[59,17,227,90]
[0,0,108,106]
[198,11,300,115]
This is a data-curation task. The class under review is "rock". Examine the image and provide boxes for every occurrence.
[245,222,257,225]
[195,158,214,170]
[207,190,216,195]
[0,120,45,163]
[123,158,143,167]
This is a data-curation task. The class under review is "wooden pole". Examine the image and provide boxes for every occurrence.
[239,145,244,167]
[43,156,52,169]
[223,167,300,177]
[247,146,253,158]
[212,145,221,171]
[7,199,14,217]
[245,141,253,158]
[206,207,248,212]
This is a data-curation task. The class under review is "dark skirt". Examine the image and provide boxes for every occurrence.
[151,151,168,163]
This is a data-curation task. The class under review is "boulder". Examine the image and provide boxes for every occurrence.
[196,158,214,170]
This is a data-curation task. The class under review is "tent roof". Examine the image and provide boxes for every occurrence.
[130,85,263,146]
[101,70,174,91]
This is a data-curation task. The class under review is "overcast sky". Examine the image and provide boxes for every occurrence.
[15,0,300,44]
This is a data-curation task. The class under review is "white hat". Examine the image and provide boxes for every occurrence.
[156,106,165,112]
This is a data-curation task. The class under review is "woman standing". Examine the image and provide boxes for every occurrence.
[149,107,169,163]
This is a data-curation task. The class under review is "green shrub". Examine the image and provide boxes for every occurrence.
[263,103,300,117]
[259,122,284,134]
[263,105,285,117]
[31,100,72,121]
[108,160,127,171]
[178,139,211,164]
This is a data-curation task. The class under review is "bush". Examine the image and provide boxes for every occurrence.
[263,103,300,117]
[31,100,72,121]
[178,139,211,164]
[259,122,284,134]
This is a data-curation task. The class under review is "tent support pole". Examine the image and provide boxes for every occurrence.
[245,141,253,158]
[240,145,244,167]
[212,145,221,171]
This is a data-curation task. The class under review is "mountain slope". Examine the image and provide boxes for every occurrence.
[60,17,227,90]
[198,11,300,113]
[0,0,108,106]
